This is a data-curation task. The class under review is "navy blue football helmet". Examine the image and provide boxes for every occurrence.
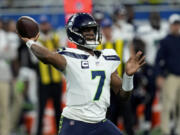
[66,13,102,49]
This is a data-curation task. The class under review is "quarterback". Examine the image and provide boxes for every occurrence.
[20,13,145,135]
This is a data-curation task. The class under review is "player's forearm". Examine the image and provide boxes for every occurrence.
[30,44,52,64]
[118,89,132,101]
[111,71,134,101]
[26,40,66,71]
[120,73,134,101]
[112,84,132,101]
[112,85,132,101]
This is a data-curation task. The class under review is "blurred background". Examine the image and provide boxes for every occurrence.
[1,0,180,135]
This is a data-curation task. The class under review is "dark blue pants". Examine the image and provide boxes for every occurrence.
[58,116,123,135]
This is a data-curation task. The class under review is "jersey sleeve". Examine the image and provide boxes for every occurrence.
[57,47,89,74]
[103,49,121,74]
[56,47,73,73]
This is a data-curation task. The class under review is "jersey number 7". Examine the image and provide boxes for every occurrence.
[91,71,106,101]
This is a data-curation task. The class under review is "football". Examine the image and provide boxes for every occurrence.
[16,16,39,38]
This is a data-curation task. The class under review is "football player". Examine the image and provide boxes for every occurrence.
[19,13,145,135]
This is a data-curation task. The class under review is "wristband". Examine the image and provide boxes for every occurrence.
[26,40,36,49]
[122,72,134,91]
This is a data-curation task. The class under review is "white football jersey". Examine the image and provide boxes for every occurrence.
[137,23,168,65]
[57,48,120,123]
[112,22,135,62]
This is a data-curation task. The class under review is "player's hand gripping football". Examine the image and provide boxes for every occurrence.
[125,51,145,76]
[18,32,40,43]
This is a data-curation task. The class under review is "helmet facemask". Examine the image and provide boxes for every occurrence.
[79,25,102,50]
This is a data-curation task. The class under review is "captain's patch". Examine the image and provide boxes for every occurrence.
[81,61,89,69]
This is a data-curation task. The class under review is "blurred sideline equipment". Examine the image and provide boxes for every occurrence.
[16,16,39,38]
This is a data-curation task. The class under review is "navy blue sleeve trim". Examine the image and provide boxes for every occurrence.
[57,47,66,52]
[103,55,120,61]
[58,51,89,60]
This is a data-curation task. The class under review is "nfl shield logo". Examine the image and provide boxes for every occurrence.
[96,61,100,65]
[81,61,89,69]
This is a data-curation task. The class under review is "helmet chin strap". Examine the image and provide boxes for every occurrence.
[77,43,98,50]
[85,45,98,50]
[84,40,99,50]
[76,30,101,50]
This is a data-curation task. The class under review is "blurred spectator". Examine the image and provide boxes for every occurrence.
[10,39,37,134]
[112,5,134,62]
[97,17,135,135]
[6,20,19,58]
[5,19,34,134]
[92,10,105,24]
[6,20,20,77]
[124,4,136,30]
[137,12,168,66]
[0,19,13,135]
[136,12,167,135]
[129,38,147,128]
[11,67,37,134]
[36,16,63,135]
[112,5,134,42]
[57,27,68,47]
[155,14,180,135]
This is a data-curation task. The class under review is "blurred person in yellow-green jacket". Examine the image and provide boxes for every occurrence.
[96,16,135,135]
[36,16,63,135]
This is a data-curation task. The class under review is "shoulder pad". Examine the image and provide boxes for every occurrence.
[102,49,120,61]
[57,47,89,60]
[102,49,118,55]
